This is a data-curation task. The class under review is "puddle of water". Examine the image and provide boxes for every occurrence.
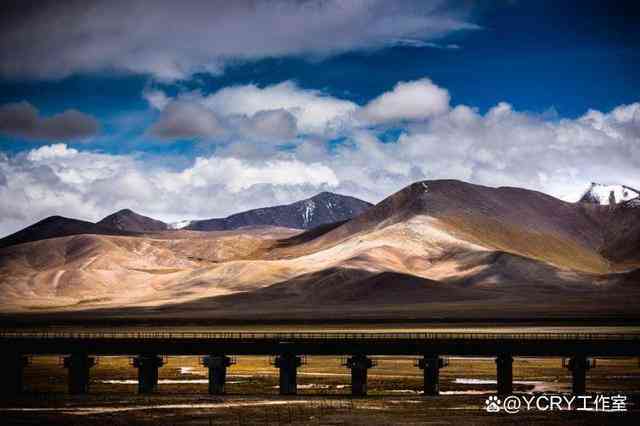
[179,367,196,375]
[270,383,331,390]
[454,378,495,385]
[453,378,566,393]
[100,380,246,385]
[440,390,492,395]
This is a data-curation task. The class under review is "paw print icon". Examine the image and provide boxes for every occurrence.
[485,395,502,412]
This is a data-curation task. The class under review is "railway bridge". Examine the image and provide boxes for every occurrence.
[1,331,638,397]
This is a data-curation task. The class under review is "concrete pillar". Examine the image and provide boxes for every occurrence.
[275,354,302,395]
[0,353,28,396]
[202,355,233,395]
[565,356,594,395]
[418,356,448,396]
[346,354,374,396]
[63,353,95,394]
[495,354,513,395]
[133,354,164,394]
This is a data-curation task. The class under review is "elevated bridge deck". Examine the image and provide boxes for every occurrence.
[1,331,638,396]
[1,331,639,356]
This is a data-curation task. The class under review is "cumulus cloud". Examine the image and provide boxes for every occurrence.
[145,81,356,141]
[200,81,358,135]
[0,0,476,81]
[359,78,451,124]
[145,78,453,141]
[0,101,100,141]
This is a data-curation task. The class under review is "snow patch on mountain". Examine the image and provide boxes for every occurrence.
[302,200,316,227]
[170,220,192,229]
[579,183,640,205]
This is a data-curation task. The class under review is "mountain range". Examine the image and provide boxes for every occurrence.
[0,192,372,248]
[0,180,638,320]
[183,192,373,231]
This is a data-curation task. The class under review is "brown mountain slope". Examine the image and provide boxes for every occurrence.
[599,199,640,270]
[271,180,634,273]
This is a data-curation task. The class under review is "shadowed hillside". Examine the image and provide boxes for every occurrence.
[0,179,638,320]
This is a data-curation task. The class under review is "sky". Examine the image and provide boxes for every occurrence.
[0,0,639,236]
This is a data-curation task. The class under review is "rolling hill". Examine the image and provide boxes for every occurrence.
[0,180,638,320]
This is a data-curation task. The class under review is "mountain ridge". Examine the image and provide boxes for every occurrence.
[1,179,638,319]
[185,191,373,231]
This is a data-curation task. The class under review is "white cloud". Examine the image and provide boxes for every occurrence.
[145,81,357,141]
[143,88,171,110]
[0,0,476,81]
[200,81,358,135]
[359,78,451,124]
[146,78,453,141]
[26,143,79,161]
[173,157,338,192]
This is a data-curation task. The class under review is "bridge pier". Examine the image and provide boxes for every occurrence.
[0,352,28,396]
[496,354,513,395]
[202,355,234,394]
[133,355,164,394]
[564,356,594,395]
[274,354,303,395]
[346,354,375,396]
[418,356,448,396]
[63,353,95,394]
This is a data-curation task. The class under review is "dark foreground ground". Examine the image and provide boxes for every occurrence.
[2,354,639,425]
[3,394,639,425]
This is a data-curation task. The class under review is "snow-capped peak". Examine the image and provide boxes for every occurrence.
[579,182,640,205]
[169,220,192,229]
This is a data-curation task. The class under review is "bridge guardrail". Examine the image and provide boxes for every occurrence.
[0,331,639,341]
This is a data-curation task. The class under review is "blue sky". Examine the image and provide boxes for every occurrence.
[0,0,638,235]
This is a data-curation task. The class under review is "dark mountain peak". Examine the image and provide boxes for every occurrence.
[310,191,339,199]
[0,215,134,249]
[39,215,68,224]
[186,192,373,231]
[97,209,168,233]
[114,208,135,215]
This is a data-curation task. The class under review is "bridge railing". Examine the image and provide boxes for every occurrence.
[1,331,639,341]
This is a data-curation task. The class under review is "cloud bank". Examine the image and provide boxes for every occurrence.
[1,77,639,237]
[0,0,476,81]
